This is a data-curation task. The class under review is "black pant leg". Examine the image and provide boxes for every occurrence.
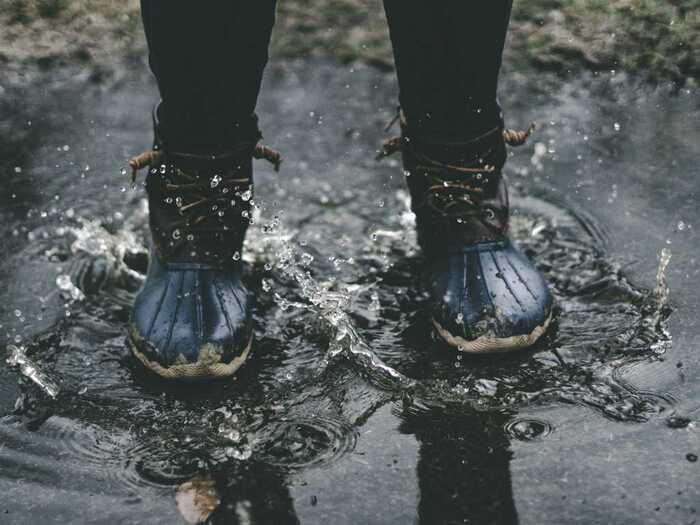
[383,0,513,142]
[140,1,277,149]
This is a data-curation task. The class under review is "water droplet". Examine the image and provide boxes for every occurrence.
[172,229,182,240]
[120,167,127,176]
[56,274,72,290]
[613,122,621,132]
[159,164,167,174]
[210,174,222,188]
[14,309,22,317]
[232,251,241,261]
[369,293,380,311]
[677,220,688,231]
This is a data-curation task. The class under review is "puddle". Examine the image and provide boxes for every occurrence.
[1,60,697,524]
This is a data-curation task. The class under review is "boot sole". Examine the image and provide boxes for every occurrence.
[432,313,552,354]
[128,329,252,381]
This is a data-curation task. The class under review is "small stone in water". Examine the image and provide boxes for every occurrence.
[666,416,691,429]
[687,453,698,463]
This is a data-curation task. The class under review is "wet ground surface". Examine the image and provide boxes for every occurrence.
[0,60,698,524]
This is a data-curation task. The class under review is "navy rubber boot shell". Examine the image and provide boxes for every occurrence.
[395,122,553,353]
[426,241,552,353]
[130,256,253,379]
[127,135,271,379]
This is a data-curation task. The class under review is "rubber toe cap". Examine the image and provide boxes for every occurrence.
[427,241,552,350]
[130,256,252,373]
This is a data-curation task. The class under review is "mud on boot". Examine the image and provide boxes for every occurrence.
[127,134,281,380]
[380,120,553,353]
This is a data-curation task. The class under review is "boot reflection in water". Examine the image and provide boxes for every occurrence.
[128,0,552,380]
[400,405,518,525]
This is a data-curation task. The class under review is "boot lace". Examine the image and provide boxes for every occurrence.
[127,144,282,228]
[377,122,535,221]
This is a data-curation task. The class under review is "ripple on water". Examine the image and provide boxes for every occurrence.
[4,179,675,500]
[504,418,553,442]
[256,415,358,469]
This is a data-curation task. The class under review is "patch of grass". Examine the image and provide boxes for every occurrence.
[273,0,392,68]
[1,0,698,83]
[0,0,142,74]
[510,0,700,82]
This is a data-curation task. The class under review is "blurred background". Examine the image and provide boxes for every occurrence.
[2,0,699,84]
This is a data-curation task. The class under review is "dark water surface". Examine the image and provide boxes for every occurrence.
[1,61,698,524]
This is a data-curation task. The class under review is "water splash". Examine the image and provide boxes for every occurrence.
[5,344,61,399]
[67,202,148,291]
[654,248,672,311]
[249,219,414,391]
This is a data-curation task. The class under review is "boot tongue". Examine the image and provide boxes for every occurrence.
[402,128,509,249]
[147,146,255,266]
